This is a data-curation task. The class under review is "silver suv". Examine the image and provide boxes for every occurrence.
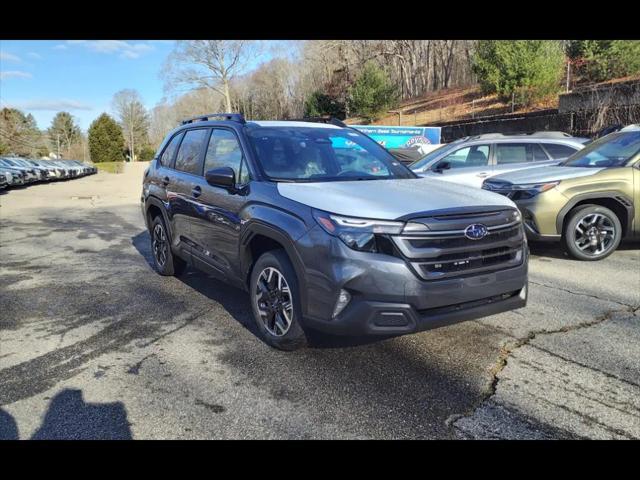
[410,132,590,188]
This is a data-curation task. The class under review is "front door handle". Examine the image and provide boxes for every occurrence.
[477,172,490,178]
[162,176,170,186]
[192,185,202,198]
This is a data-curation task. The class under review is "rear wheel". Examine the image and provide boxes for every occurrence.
[249,250,307,351]
[563,205,621,261]
[150,214,187,276]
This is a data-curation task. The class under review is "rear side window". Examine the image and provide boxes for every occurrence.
[159,132,183,167]
[174,129,208,175]
[542,143,578,159]
[495,143,549,164]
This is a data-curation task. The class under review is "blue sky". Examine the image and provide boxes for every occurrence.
[0,40,289,131]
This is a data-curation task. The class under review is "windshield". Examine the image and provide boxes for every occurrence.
[245,126,416,182]
[563,131,640,168]
[409,143,458,170]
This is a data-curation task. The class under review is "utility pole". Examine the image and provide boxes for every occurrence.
[56,134,60,159]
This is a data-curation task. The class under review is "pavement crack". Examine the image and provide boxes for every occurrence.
[448,305,632,436]
[529,280,636,309]
[127,353,156,375]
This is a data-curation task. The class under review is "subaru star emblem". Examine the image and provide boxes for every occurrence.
[464,224,488,240]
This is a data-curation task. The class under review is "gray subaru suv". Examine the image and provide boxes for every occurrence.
[142,114,528,350]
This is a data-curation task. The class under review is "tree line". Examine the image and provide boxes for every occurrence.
[2,40,638,163]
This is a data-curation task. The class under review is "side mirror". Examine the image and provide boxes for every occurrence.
[433,160,451,173]
[205,167,236,190]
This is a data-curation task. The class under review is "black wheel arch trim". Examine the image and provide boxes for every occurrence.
[556,191,634,237]
[240,220,309,315]
[145,196,175,243]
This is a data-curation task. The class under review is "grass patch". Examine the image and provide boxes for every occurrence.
[95,162,125,174]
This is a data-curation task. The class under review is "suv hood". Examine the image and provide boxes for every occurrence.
[489,166,604,185]
[277,178,516,220]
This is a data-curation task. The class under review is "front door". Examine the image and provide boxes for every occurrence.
[188,128,250,277]
[422,143,492,187]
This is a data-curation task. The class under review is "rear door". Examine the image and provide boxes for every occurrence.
[169,128,210,251]
[188,127,250,276]
[150,131,184,248]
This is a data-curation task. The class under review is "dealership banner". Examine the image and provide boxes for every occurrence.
[350,125,442,148]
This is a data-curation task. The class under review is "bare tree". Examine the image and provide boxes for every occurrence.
[163,40,258,112]
[112,89,149,161]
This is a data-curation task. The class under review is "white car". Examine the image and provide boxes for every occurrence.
[410,132,590,188]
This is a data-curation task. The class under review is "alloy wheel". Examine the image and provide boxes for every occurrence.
[574,213,616,257]
[254,267,293,337]
[152,223,168,267]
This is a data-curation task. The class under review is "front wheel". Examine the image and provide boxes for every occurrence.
[249,250,307,351]
[563,205,622,261]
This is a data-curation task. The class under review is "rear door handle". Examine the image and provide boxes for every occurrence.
[477,172,490,178]
[192,185,202,198]
[162,176,170,186]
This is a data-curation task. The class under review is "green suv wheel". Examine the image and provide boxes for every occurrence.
[563,204,622,261]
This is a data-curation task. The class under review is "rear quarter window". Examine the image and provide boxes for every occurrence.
[542,143,578,159]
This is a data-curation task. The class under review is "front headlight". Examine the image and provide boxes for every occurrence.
[312,209,404,252]
[511,181,560,196]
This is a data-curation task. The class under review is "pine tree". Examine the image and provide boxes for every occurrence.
[472,41,565,106]
[87,113,126,163]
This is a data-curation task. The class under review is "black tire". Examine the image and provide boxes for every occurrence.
[149,214,187,276]
[249,250,307,351]
[563,204,622,261]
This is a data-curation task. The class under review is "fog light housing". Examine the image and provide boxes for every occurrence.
[332,289,351,318]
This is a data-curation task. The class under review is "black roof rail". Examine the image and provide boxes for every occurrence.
[288,117,347,128]
[181,113,246,125]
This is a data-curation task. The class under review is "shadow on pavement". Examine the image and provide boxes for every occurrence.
[0,408,19,440]
[30,389,132,440]
[131,230,395,349]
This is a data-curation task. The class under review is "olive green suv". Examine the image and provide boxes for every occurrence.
[482,127,640,260]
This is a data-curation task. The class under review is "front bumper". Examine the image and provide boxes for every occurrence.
[298,227,528,336]
[309,285,527,336]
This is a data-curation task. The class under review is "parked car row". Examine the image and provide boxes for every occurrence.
[0,157,97,190]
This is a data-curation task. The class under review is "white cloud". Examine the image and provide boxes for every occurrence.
[10,99,93,111]
[58,40,155,59]
[0,51,22,62]
[53,44,68,50]
[0,70,32,80]
[27,52,43,60]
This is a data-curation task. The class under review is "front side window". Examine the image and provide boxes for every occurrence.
[159,132,184,167]
[174,129,208,175]
[563,132,640,168]
[246,126,415,182]
[438,144,489,169]
[204,129,249,183]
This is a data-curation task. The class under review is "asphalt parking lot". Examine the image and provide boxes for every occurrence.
[1,163,639,439]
